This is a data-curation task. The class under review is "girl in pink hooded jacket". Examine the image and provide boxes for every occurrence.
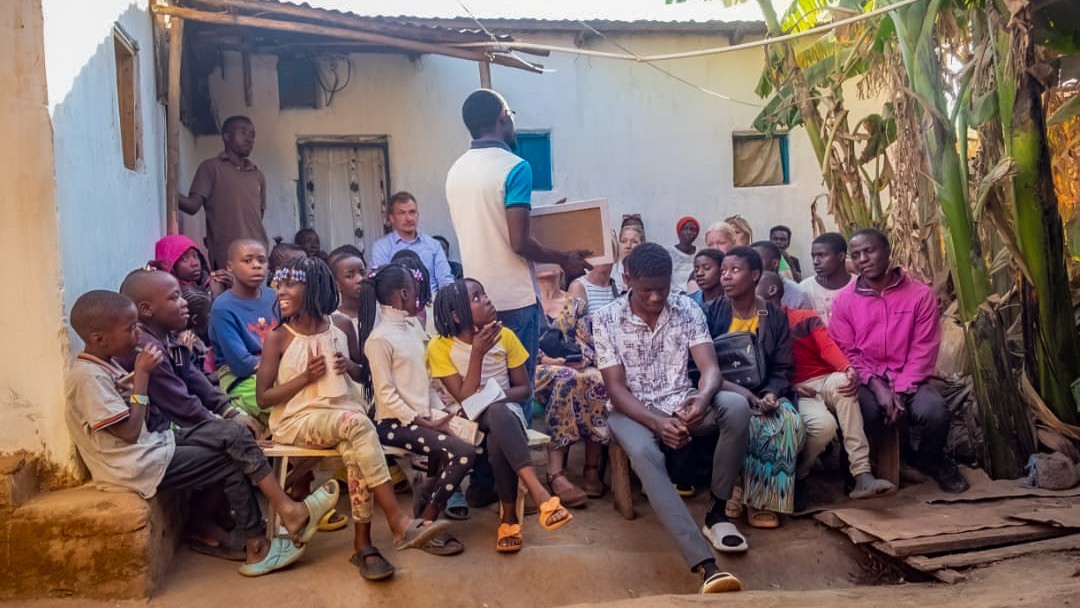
[154,235,232,370]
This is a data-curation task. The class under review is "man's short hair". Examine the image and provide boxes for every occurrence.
[770,225,792,238]
[388,191,417,213]
[725,246,764,274]
[461,89,505,139]
[624,243,672,279]
[851,227,890,251]
[812,232,847,254]
[751,240,781,263]
[221,115,252,135]
[70,290,134,341]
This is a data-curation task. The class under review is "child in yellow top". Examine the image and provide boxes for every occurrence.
[429,279,572,553]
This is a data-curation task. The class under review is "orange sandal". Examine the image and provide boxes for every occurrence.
[538,496,573,531]
[496,523,523,553]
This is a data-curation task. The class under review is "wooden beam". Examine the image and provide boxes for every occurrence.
[166,17,184,235]
[905,533,1080,571]
[241,51,252,107]
[153,4,541,73]
[872,524,1066,558]
[479,61,491,88]
[185,0,493,44]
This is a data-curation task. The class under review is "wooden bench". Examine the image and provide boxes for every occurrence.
[262,429,551,538]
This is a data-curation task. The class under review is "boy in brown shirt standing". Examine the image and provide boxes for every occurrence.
[180,116,269,269]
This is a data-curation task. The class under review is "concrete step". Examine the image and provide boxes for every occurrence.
[0,485,184,600]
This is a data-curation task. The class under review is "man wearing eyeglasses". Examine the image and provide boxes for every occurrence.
[445,89,592,507]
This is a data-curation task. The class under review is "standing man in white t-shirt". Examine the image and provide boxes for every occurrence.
[800,232,856,324]
[445,89,590,506]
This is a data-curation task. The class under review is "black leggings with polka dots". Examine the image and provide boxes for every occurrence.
[375,418,477,512]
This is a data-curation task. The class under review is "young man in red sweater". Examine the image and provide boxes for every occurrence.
[757,272,894,500]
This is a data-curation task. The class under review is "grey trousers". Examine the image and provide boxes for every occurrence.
[608,391,750,570]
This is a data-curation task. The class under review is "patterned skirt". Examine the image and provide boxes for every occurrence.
[743,399,805,513]
[535,364,610,448]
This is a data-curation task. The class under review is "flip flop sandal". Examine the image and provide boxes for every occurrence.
[495,523,523,553]
[394,518,450,551]
[747,507,781,529]
[548,472,588,508]
[293,480,339,547]
[188,539,247,562]
[700,571,742,594]
[238,538,306,577]
[318,508,348,532]
[443,489,470,520]
[349,546,395,581]
[725,485,745,519]
[700,521,749,553]
[538,496,573,531]
[420,531,465,556]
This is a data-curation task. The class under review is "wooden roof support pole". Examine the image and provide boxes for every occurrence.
[479,60,491,88]
[166,16,184,234]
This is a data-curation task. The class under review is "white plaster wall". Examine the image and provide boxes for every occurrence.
[0,0,73,473]
[45,0,166,340]
[195,31,884,264]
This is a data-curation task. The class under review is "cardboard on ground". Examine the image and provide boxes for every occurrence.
[530,198,614,267]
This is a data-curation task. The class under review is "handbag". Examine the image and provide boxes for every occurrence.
[712,331,765,390]
[538,326,582,361]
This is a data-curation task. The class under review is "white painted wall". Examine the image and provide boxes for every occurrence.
[191,30,881,264]
[0,0,168,475]
[46,0,166,341]
[0,0,70,474]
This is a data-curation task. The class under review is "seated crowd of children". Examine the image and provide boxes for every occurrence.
[66,214,967,595]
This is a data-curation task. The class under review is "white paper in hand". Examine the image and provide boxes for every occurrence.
[461,378,505,421]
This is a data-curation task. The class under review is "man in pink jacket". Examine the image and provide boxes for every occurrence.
[829,229,968,493]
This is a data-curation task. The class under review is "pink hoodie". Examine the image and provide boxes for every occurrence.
[155,234,208,283]
[828,268,940,394]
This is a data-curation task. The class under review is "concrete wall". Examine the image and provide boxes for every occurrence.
[189,31,882,263]
[0,0,166,475]
[0,0,72,476]
[46,0,166,342]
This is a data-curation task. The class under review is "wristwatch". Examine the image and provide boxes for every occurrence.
[130,394,150,406]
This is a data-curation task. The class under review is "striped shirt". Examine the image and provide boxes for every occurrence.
[573,276,618,315]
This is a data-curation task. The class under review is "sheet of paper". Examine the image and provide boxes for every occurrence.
[446,417,484,446]
[460,378,505,421]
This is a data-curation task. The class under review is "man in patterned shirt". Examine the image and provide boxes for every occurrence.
[593,243,750,595]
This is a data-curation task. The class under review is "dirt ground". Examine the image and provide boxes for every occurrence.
[4,479,1078,608]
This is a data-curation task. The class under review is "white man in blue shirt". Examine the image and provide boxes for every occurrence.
[369,191,456,294]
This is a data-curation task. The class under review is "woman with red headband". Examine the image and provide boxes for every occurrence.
[667,216,700,294]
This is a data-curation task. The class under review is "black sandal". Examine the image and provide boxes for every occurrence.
[420,531,465,556]
[349,547,395,581]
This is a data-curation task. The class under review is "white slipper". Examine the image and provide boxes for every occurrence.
[701,521,749,553]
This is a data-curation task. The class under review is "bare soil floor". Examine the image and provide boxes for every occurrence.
[4,476,1078,608]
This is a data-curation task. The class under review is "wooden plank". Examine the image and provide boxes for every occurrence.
[151,4,541,73]
[1010,505,1080,529]
[165,17,184,235]
[905,533,1080,571]
[825,496,1071,541]
[479,60,491,88]
[814,511,845,529]
[842,526,879,545]
[872,524,1065,557]
[241,51,252,107]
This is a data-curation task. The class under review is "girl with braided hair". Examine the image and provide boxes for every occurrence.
[255,256,448,582]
